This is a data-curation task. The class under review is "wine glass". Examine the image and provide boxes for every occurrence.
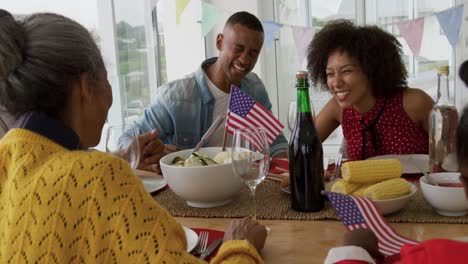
[106,124,140,169]
[288,101,316,131]
[231,127,270,220]
[287,101,297,131]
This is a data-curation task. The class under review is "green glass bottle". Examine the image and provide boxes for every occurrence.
[289,71,324,212]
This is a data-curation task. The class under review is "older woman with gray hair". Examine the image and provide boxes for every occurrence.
[0,110,13,138]
[0,10,266,263]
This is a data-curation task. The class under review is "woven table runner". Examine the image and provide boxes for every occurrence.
[154,180,468,223]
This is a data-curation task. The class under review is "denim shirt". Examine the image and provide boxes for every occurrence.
[125,57,287,157]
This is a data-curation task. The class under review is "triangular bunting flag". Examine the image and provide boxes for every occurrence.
[261,21,283,48]
[150,0,159,10]
[176,0,190,25]
[397,17,425,58]
[291,26,315,65]
[333,0,344,14]
[435,5,464,48]
[201,2,222,37]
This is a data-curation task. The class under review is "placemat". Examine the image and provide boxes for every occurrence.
[154,181,468,223]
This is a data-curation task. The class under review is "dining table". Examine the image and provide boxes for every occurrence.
[175,217,468,263]
[146,157,468,264]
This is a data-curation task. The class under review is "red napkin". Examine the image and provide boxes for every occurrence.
[269,158,289,174]
[191,228,225,261]
[401,173,423,182]
[269,158,337,179]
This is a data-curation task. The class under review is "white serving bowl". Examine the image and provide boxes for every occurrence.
[159,147,241,208]
[373,182,417,215]
[420,172,468,217]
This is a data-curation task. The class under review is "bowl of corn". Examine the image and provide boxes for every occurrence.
[331,159,416,215]
[371,182,417,215]
[420,172,468,217]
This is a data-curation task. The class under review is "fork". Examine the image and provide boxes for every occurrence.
[330,153,343,182]
[193,231,209,255]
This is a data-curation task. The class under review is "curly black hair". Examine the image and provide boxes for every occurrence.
[306,19,408,98]
[457,106,468,164]
[459,60,468,87]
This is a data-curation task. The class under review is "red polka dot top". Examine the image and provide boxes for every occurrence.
[342,92,428,160]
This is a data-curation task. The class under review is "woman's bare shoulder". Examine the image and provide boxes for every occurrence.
[402,88,434,131]
[403,88,434,109]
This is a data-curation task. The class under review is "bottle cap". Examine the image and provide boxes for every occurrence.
[296,71,309,79]
[437,66,449,75]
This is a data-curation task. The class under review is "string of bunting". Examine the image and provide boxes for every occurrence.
[153,0,465,63]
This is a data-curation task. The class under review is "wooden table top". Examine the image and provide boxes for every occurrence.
[176,217,468,264]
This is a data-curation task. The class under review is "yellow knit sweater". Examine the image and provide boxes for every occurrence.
[0,129,263,263]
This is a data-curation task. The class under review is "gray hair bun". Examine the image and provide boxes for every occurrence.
[0,11,103,117]
[0,10,25,79]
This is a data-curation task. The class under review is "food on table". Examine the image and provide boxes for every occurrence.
[351,184,371,197]
[171,152,217,167]
[330,179,362,194]
[170,150,242,167]
[363,178,410,200]
[213,151,231,164]
[331,177,410,200]
[171,156,185,165]
[341,159,403,183]
[331,159,410,200]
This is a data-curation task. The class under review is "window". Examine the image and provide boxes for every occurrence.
[101,0,205,125]
[366,0,453,101]
[113,0,152,122]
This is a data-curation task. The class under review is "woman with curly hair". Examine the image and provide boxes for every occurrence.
[307,20,433,160]
[324,60,468,264]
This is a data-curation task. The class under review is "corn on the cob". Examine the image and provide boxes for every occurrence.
[363,178,410,200]
[351,184,373,197]
[341,159,403,183]
[331,179,362,194]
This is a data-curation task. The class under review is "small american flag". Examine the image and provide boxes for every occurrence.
[323,191,419,256]
[227,85,283,146]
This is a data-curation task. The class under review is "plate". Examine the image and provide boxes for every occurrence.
[454,236,468,242]
[183,226,198,252]
[139,176,167,193]
[367,154,429,174]
[135,170,167,193]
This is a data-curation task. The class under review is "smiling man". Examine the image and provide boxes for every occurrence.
[123,11,287,162]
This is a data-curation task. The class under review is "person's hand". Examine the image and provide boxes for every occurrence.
[136,129,177,172]
[224,217,267,252]
[343,228,384,261]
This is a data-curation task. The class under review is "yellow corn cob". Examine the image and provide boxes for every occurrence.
[341,159,403,183]
[331,179,362,194]
[351,184,373,197]
[363,178,410,200]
